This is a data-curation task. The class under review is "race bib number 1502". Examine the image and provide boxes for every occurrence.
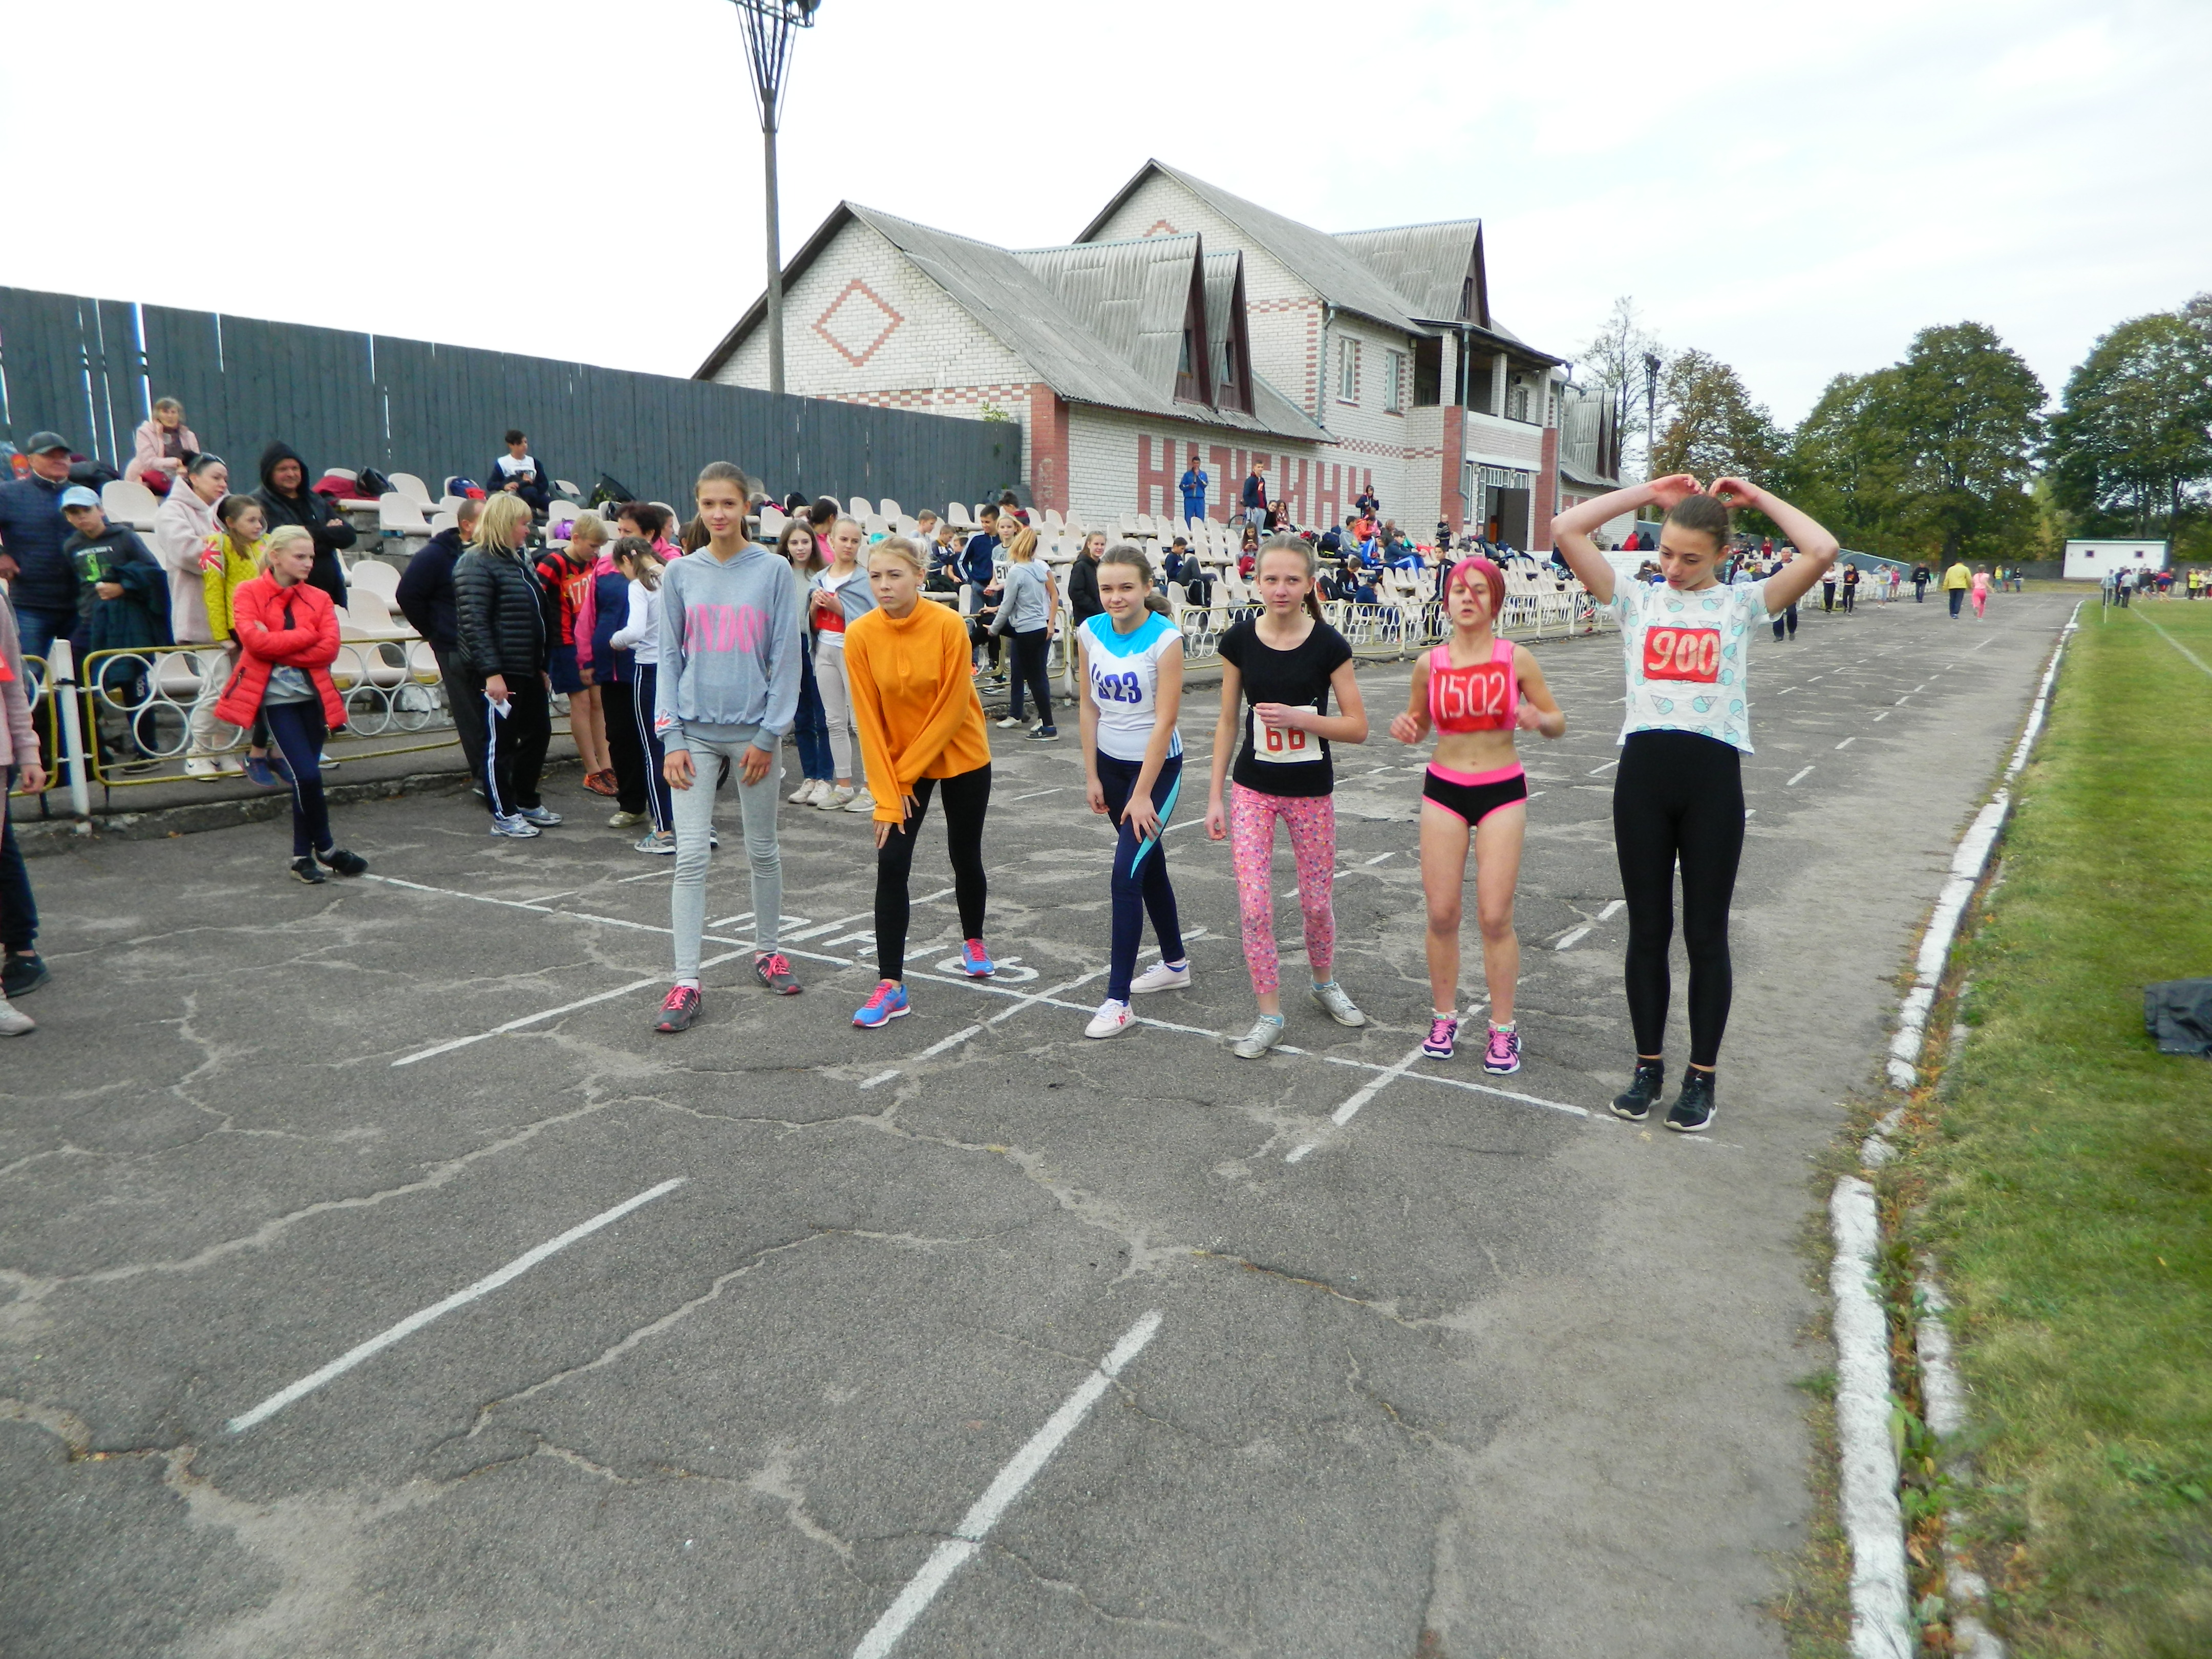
[1641,626,1721,684]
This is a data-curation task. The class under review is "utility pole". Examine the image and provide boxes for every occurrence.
[1642,350,1662,479]
[728,0,820,396]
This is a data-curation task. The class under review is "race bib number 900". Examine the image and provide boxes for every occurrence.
[1251,721,1316,764]
[1641,626,1721,684]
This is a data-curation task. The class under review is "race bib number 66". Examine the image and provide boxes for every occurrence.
[1641,626,1721,684]
[1251,721,1315,763]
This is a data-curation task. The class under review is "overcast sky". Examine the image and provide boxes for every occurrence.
[7,1,2206,427]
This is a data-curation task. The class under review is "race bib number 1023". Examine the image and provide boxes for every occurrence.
[1641,625,1721,684]
[1250,720,1315,763]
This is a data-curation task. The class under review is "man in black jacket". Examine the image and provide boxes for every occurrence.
[395,498,486,783]
[254,442,356,607]
[488,431,551,516]
[452,504,554,835]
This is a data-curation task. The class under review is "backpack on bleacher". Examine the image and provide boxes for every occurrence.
[355,466,393,498]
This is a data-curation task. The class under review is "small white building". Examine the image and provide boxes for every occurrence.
[2063,539,2167,581]
[695,160,1612,547]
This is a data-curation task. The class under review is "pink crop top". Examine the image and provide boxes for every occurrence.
[1427,639,1519,733]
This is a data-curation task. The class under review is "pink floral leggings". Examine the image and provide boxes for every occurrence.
[1229,783,1336,997]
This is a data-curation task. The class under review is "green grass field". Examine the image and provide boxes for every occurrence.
[1909,600,2212,1655]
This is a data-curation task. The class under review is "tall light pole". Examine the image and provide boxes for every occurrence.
[728,0,819,396]
[1642,350,1662,479]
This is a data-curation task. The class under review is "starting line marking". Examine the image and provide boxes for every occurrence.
[1785,765,1815,786]
[1554,926,1592,951]
[226,1179,686,1433]
[858,1024,984,1090]
[851,1310,1163,1659]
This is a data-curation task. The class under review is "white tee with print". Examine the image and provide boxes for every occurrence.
[1610,578,1770,753]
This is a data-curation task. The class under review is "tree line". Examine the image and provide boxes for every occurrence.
[1575,295,2212,562]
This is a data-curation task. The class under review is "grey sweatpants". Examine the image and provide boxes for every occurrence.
[670,729,783,979]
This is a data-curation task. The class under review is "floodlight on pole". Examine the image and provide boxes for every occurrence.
[727,0,820,397]
[1641,350,1662,480]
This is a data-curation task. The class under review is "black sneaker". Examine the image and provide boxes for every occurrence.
[289,857,328,885]
[752,952,801,995]
[2,952,49,999]
[1611,1059,1664,1121]
[654,984,702,1033]
[1027,726,1059,741]
[316,847,369,877]
[1665,1071,1716,1133]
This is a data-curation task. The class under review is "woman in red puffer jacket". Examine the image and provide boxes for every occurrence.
[215,527,369,885]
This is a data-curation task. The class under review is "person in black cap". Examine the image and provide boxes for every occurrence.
[0,433,84,664]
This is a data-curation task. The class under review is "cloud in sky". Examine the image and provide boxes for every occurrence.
[4,0,2205,426]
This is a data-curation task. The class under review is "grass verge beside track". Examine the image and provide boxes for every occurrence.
[1904,601,2212,1655]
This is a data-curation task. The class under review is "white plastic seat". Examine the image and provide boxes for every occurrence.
[758,505,788,539]
[554,479,582,500]
[848,497,874,519]
[347,559,401,602]
[429,512,458,534]
[547,501,580,535]
[101,479,160,530]
[876,498,901,520]
[389,472,434,506]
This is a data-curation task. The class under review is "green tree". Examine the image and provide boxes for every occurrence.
[1782,323,2045,560]
[1577,295,1666,476]
[2045,310,2212,538]
[1648,349,1782,483]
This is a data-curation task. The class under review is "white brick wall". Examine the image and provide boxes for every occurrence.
[1065,407,1390,533]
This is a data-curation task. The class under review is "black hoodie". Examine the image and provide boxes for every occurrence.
[254,441,357,607]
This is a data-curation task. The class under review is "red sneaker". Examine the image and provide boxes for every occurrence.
[653,984,701,1033]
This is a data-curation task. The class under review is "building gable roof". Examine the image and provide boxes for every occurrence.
[1077,160,1433,336]
[696,201,1326,442]
[1331,220,1486,326]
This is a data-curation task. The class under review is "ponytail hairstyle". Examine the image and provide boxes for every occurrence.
[678,515,709,554]
[215,492,260,533]
[1143,591,1173,617]
[610,534,665,592]
[1259,534,1325,621]
[1445,554,1506,622]
[1004,526,1039,563]
[1663,492,1733,554]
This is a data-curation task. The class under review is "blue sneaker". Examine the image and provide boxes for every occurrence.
[516,804,563,827]
[960,938,994,977]
[243,756,283,790]
[852,980,910,1028]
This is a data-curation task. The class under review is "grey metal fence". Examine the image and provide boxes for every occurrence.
[0,285,1020,509]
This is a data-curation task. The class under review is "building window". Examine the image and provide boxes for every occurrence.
[1337,338,1357,404]
[1385,350,1405,413]
[1508,380,1530,422]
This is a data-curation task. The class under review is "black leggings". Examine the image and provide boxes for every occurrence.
[263,700,332,859]
[1612,730,1745,1070]
[876,763,991,980]
[1007,628,1053,728]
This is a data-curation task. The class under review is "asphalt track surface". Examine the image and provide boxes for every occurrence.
[2,590,2073,1658]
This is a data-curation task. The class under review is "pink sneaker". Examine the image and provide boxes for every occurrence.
[1422,1014,1458,1059]
[1482,1026,1522,1075]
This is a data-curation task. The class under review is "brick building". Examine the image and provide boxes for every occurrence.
[695,160,1614,548]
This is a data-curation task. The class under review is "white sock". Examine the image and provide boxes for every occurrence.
[1492,1019,1515,1033]
[677,977,700,991]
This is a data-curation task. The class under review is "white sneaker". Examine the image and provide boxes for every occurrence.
[1308,980,1368,1027]
[214,755,246,777]
[1129,960,1192,994]
[994,715,1023,729]
[788,777,821,805]
[0,995,32,1037]
[1232,1015,1286,1059]
[843,789,877,814]
[819,785,856,811]
[1085,998,1135,1039]
[184,756,224,781]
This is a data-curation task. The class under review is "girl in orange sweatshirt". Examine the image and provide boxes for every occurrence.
[843,536,995,1027]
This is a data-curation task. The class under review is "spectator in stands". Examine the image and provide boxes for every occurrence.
[0,432,82,664]
[1238,528,1259,577]
[151,454,241,778]
[913,508,939,548]
[1067,529,1105,628]
[1355,485,1380,520]
[1242,462,1268,533]
[1180,452,1209,525]
[962,505,1005,678]
[490,430,550,515]
[60,487,169,770]
[997,490,1030,527]
[1163,537,1206,607]
[396,497,486,784]
[125,398,199,496]
[538,513,615,795]
[454,494,556,836]
[1,585,49,1030]
[253,443,356,609]
[203,494,287,788]
[926,521,964,591]
[212,527,369,886]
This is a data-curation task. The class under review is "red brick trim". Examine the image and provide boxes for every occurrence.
[812,278,905,368]
[1534,425,1560,552]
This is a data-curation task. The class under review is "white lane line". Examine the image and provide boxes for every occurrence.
[392,951,751,1066]
[1285,1016,1467,1164]
[1834,736,1857,750]
[913,886,958,906]
[1343,1058,1588,1118]
[1597,899,1624,921]
[1893,696,1911,706]
[1777,687,1795,695]
[1554,926,1592,951]
[1587,759,1619,775]
[226,1179,686,1433]
[1007,786,1075,802]
[1362,850,1395,865]
[784,911,874,942]
[2136,612,2212,680]
[1785,765,1815,786]
[851,1310,1163,1659]
[1968,636,1997,652]
[1873,711,1890,721]
[858,1024,984,1089]
[612,867,673,883]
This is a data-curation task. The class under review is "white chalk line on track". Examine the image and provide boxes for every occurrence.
[392,953,751,1066]
[850,1310,1163,1659]
[1785,765,1815,786]
[226,1178,685,1433]
[859,1024,984,1090]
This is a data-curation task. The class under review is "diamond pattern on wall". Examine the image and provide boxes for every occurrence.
[814,278,904,367]
[1145,219,1178,237]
